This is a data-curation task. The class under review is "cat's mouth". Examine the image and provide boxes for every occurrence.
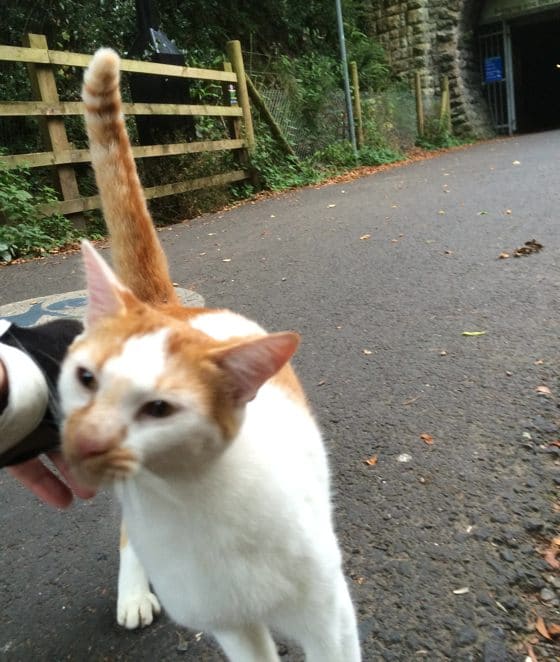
[64,446,139,488]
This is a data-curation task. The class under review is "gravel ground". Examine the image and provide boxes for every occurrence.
[1,131,559,661]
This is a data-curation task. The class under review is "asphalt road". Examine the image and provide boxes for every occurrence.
[1,132,560,661]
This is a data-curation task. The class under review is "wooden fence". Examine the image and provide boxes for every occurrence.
[0,34,254,218]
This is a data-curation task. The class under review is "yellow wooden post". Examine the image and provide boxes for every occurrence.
[414,71,424,138]
[226,40,255,152]
[223,60,248,168]
[350,61,364,150]
[23,33,83,224]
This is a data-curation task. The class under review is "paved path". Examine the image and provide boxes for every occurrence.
[1,132,560,661]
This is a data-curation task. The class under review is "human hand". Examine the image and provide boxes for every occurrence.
[8,451,96,509]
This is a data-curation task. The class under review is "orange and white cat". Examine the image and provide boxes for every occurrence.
[59,49,360,661]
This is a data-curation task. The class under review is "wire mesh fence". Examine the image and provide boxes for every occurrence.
[244,50,417,158]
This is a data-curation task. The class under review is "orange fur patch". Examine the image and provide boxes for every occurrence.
[120,522,128,549]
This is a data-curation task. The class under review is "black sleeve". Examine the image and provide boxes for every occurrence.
[0,319,83,467]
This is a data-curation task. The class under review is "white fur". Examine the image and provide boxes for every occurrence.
[117,540,161,629]
[61,313,361,660]
[190,310,267,341]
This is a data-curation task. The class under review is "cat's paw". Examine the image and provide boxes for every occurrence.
[117,590,161,629]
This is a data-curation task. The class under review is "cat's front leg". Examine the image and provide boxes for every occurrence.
[213,623,280,662]
[117,522,161,629]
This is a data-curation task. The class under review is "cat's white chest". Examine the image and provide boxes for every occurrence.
[117,385,337,631]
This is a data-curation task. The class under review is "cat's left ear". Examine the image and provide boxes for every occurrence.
[81,240,128,327]
[211,331,300,405]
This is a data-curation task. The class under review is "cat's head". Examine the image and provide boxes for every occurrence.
[59,241,299,488]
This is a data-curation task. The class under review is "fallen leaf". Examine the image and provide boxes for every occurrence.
[453,587,469,595]
[360,234,371,240]
[354,576,366,585]
[548,441,560,448]
[363,455,378,466]
[536,385,552,396]
[544,546,560,569]
[477,210,488,215]
[513,239,543,257]
[462,331,487,337]
[498,252,510,259]
[552,536,560,546]
[363,349,372,355]
[495,600,508,613]
[420,433,434,445]
[536,616,552,640]
[402,395,421,405]
[526,642,538,662]
[548,623,560,636]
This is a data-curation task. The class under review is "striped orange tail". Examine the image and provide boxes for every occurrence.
[82,48,178,306]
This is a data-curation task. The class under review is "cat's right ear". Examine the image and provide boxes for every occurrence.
[81,240,126,327]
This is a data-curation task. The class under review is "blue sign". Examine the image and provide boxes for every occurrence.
[484,56,504,83]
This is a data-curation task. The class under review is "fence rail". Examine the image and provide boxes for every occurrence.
[0,35,254,220]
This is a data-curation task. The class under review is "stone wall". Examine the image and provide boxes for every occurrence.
[363,0,494,137]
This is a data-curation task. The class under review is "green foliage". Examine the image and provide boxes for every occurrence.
[346,28,392,93]
[358,145,403,166]
[313,142,357,168]
[251,133,320,191]
[416,117,472,150]
[0,164,80,261]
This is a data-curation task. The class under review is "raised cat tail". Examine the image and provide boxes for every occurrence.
[82,48,178,306]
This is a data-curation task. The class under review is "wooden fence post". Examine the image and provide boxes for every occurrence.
[23,33,84,226]
[223,60,249,169]
[414,71,424,138]
[226,40,255,153]
[350,61,364,149]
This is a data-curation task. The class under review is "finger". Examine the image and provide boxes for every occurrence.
[8,458,73,509]
[48,452,96,500]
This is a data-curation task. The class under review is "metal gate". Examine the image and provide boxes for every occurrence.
[478,22,516,134]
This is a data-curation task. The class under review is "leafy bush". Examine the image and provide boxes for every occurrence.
[0,164,80,261]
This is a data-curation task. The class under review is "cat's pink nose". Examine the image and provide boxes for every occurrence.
[74,434,109,459]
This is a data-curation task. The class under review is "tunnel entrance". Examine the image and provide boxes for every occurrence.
[478,1,560,134]
[511,11,560,132]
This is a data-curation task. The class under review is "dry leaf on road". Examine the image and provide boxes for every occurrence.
[536,616,552,640]
[526,642,538,662]
[420,433,434,445]
[360,234,371,240]
[536,385,552,396]
[363,455,378,466]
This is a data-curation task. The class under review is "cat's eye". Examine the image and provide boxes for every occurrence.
[77,367,97,390]
[138,400,175,419]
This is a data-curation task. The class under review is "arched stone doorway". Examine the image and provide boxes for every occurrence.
[366,0,560,137]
